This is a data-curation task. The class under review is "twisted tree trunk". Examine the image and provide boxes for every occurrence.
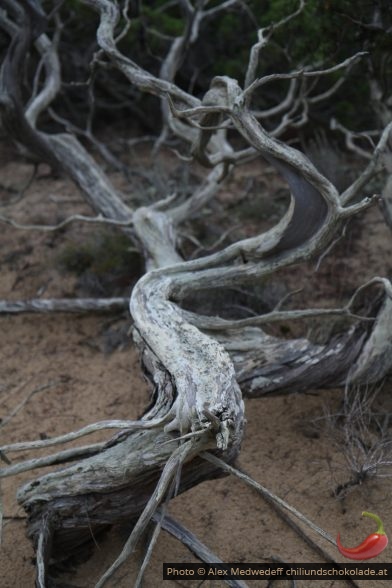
[0,1,392,586]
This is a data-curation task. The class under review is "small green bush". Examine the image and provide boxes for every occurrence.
[58,231,142,294]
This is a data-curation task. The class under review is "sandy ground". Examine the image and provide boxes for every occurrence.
[1,151,392,588]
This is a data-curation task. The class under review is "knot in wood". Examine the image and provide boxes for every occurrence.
[204,76,242,110]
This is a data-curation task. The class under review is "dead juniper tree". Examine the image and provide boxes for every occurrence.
[0,0,392,586]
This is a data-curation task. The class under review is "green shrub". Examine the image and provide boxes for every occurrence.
[58,231,142,294]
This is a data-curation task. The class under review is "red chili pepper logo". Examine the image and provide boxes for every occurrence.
[337,512,388,560]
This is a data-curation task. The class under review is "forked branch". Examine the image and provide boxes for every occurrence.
[1,1,392,586]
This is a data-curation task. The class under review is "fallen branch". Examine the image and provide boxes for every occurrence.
[201,454,362,588]
[0,417,168,454]
[0,298,129,314]
[201,452,336,547]
[95,441,195,588]
[134,515,164,588]
[0,212,134,232]
[1,2,391,585]
[0,443,106,478]
[155,511,249,588]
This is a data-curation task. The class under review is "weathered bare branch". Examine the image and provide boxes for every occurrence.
[48,107,134,177]
[0,443,106,479]
[134,514,164,588]
[156,511,249,588]
[202,452,336,546]
[168,165,224,224]
[243,52,367,103]
[25,33,61,128]
[0,298,129,314]
[180,303,373,332]
[0,6,133,220]
[244,0,305,90]
[204,0,241,18]
[330,118,376,160]
[0,213,133,232]
[253,78,297,120]
[0,418,169,455]
[1,2,392,585]
[82,0,199,108]
[199,456,362,588]
[339,121,392,204]
[153,107,377,292]
[95,441,195,588]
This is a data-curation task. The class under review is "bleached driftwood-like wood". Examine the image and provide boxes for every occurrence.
[1,1,392,586]
[0,212,134,232]
[0,418,174,455]
[155,511,250,588]
[0,298,128,314]
[202,452,336,546]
